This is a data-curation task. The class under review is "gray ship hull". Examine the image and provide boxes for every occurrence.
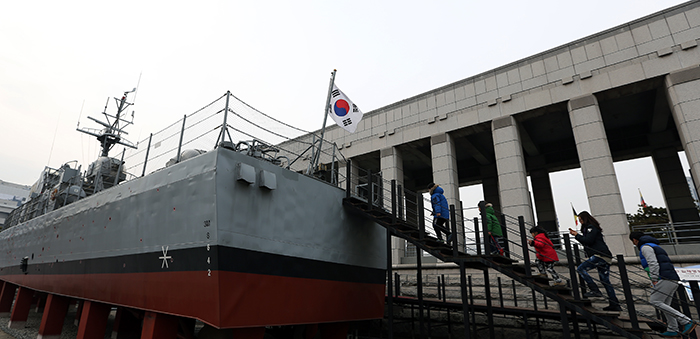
[0,147,387,328]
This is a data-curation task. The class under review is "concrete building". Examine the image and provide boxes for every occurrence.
[0,180,31,229]
[284,1,700,259]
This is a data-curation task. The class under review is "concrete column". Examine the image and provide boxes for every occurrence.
[430,133,462,243]
[492,116,534,226]
[76,301,110,339]
[8,286,33,329]
[380,147,406,263]
[481,165,501,212]
[666,66,700,205]
[111,307,141,339]
[530,170,558,235]
[38,294,70,339]
[568,94,634,256]
[319,322,349,339]
[430,133,461,210]
[141,311,178,339]
[0,282,16,316]
[230,327,266,339]
[652,147,700,222]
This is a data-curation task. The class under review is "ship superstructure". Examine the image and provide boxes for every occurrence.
[5,90,138,227]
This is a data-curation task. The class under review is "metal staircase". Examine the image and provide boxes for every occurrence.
[339,162,696,339]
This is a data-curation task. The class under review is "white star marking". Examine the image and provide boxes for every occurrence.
[159,246,172,268]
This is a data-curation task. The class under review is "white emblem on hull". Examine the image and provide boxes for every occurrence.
[159,246,172,268]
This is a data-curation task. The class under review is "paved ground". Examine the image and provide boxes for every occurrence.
[0,304,115,339]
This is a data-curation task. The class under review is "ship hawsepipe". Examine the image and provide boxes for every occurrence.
[0,147,387,328]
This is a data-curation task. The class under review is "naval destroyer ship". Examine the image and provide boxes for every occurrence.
[1,90,387,329]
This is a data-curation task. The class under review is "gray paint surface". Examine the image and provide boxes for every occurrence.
[0,147,386,273]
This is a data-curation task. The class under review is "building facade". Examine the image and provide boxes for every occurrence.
[284,2,700,259]
[0,180,31,229]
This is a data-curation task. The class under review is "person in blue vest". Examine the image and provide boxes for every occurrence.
[629,231,698,337]
[428,183,452,243]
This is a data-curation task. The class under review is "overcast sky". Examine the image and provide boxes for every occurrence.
[0,0,693,230]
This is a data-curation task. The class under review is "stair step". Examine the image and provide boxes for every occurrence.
[610,318,652,331]
[558,294,593,306]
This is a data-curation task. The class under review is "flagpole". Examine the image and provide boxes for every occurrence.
[307,69,337,175]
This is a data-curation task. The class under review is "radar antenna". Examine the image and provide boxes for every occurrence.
[77,89,138,157]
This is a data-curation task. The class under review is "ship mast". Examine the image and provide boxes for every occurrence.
[77,89,138,157]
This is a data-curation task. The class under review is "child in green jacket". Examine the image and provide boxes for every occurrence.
[479,201,503,255]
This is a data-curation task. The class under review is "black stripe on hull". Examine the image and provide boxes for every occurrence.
[0,246,385,285]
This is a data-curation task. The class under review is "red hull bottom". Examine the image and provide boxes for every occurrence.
[1,271,386,328]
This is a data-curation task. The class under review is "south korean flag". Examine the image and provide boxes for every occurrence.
[328,84,363,133]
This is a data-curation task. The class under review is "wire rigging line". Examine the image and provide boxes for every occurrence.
[228,92,312,135]
[47,110,63,167]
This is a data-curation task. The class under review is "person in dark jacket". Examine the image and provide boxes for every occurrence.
[479,201,503,255]
[629,232,698,337]
[529,226,565,286]
[568,211,621,311]
[428,183,451,242]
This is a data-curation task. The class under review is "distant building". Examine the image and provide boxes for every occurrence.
[688,177,700,209]
[0,180,31,229]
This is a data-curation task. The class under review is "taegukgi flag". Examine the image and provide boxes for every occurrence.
[328,84,363,133]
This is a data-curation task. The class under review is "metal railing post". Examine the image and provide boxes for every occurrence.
[468,275,476,338]
[563,234,582,300]
[391,180,397,223]
[345,160,352,198]
[113,148,126,186]
[616,254,639,330]
[518,216,531,277]
[330,143,337,185]
[677,287,693,318]
[481,207,492,255]
[176,115,187,163]
[450,205,458,256]
[473,218,481,256]
[397,184,404,222]
[395,273,401,296]
[418,194,426,241]
[442,274,451,336]
[366,169,373,211]
[573,244,587,295]
[512,280,518,307]
[386,223,394,339]
[689,281,700,318]
[417,247,425,338]
[497,277,504,308]
[460,263,471,339]
[141,133,152,177]
[559,301,571,338]
[220,91,231,145]
[500,214,510,257]
[484,269,494,339]
[460,201,466,253]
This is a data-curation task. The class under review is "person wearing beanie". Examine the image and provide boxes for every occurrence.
[629,231,698,337]
[427,183,451,242]
[478,201,503,255]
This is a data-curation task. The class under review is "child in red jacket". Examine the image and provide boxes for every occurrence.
[528,226,565,286]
